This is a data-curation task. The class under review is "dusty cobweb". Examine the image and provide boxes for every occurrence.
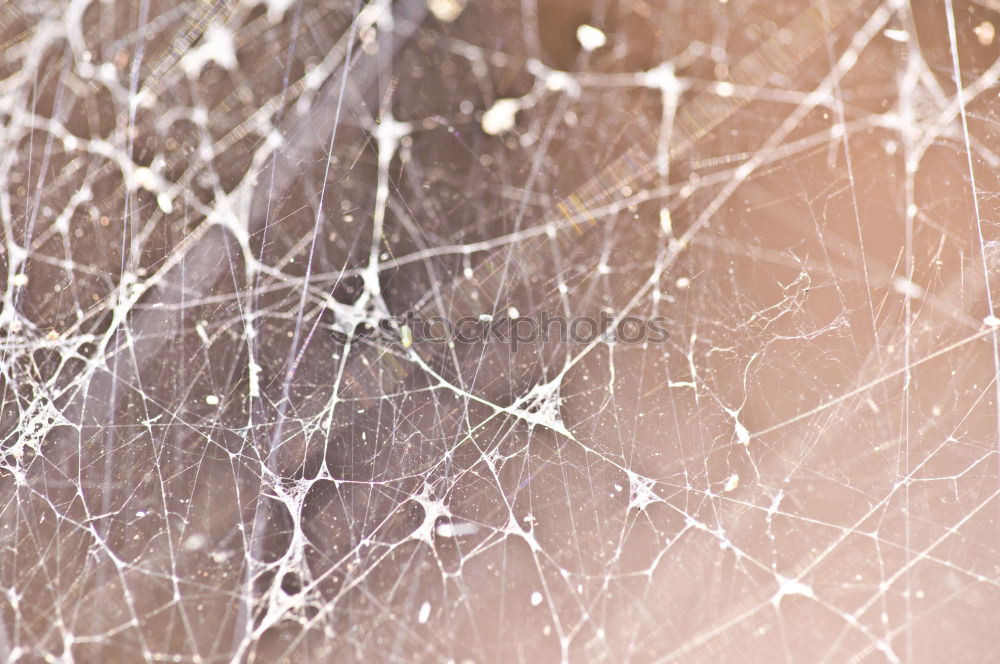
[2,0,1000,662]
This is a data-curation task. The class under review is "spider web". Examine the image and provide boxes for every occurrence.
[2,0,1000,661]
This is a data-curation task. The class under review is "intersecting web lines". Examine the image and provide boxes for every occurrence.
[4,0,1000,661]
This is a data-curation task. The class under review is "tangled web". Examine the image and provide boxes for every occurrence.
[3,0,1000,661]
